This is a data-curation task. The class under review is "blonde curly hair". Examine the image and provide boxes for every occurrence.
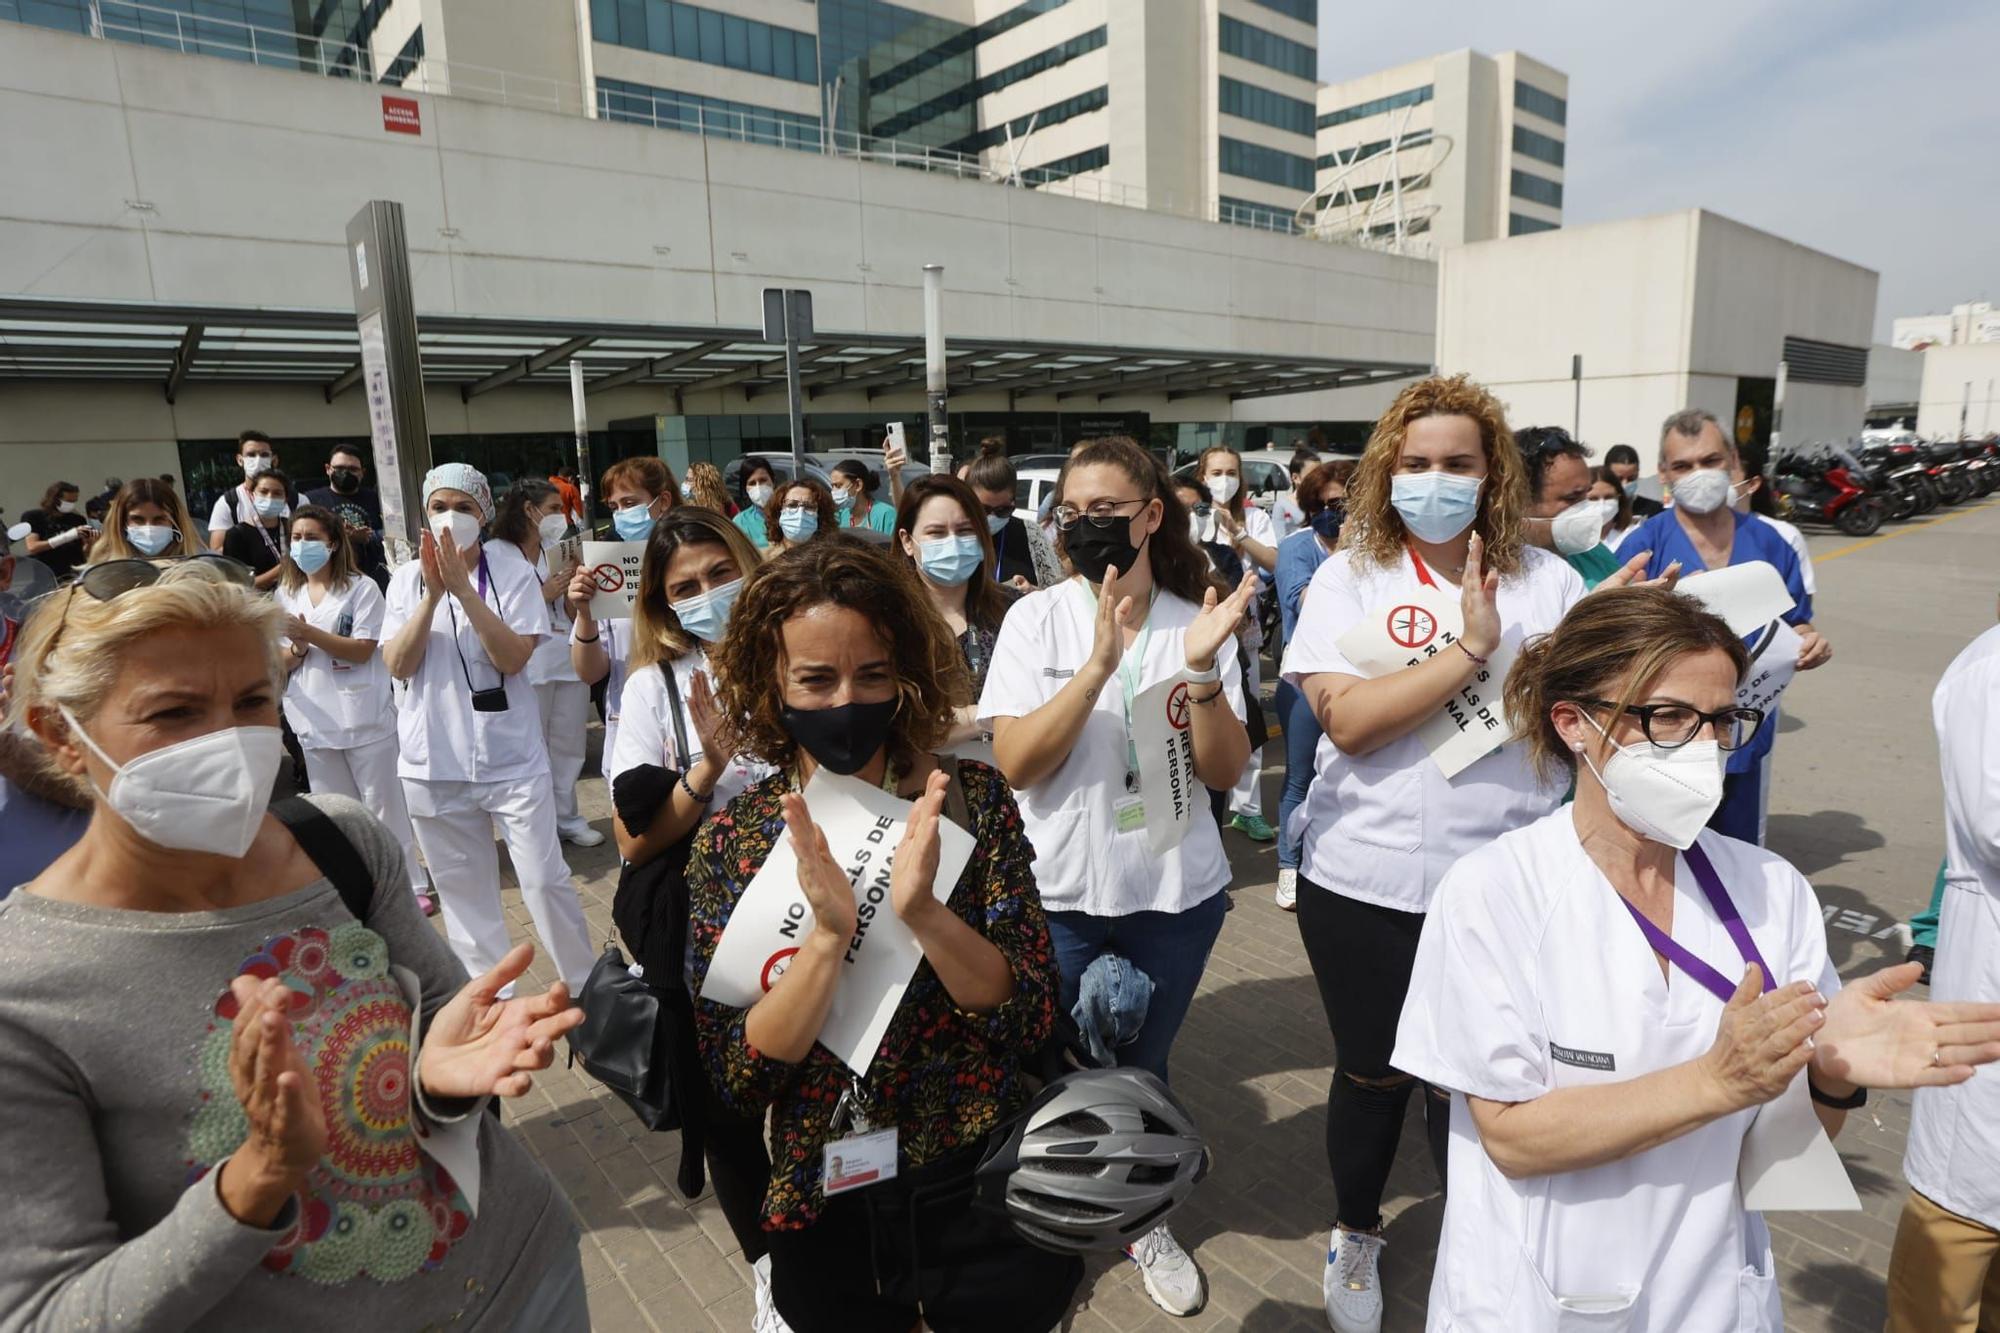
[1340,373,1528,578]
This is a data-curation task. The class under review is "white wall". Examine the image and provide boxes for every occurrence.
[1867,344,1923,415]
[1916,343,2000,439]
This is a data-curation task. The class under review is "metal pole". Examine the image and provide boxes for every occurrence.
[1570,354,1581,439]
[924,264,949,475]
[345,200,432,567]
[784,293,807,471]
[569,359,592,532]
[1963,381,1973,439]
[1771,359,1787,455]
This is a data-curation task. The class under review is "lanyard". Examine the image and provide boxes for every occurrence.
[256,520,287,562]
[1078,581,1156,790]
[1617,841,1775,1003]
[1408,545,1439,588]
[444,552,499,692]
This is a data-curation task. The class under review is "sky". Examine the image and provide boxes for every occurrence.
[1317,1,2000,341]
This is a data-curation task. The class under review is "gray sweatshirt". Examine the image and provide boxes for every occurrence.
[0,794,575,1331]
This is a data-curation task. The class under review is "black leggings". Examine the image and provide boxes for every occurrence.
[704,1101,772,1265]
[1296,879,1449,1232]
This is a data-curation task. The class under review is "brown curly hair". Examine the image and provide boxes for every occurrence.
[765,476,837,547]
[710,533,969,773]
[1341,373,1529,577]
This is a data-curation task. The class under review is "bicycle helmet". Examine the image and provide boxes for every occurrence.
[975,1067,1210,1254]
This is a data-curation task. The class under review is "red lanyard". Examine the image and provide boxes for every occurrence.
[1408,546,1439,588]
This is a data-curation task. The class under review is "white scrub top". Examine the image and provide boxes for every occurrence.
[382,548,549,785]
[1907,622,2000,1230]
[488,540,580,686]
[608,649,774,810]
[1271,493,1305,542]
[206,484,289,535]
[1761,516,1815,596]
[977,579,1245,917]
[1394,809,1839,1332]
[275,576,394,751]
[1281,545,1585,914]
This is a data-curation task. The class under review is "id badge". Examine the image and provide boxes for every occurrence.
[823,1129,898,1196]
[1115,796,1146,835]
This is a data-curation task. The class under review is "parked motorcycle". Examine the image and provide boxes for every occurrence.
[1922,440,1975,505]
[1855,440,1935,518]
[1772,447,1885,536]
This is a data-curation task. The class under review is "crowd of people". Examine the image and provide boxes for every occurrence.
[2,375,2000,1333]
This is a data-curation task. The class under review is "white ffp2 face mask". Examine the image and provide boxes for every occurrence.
[430,509,481,549]
[1579,711,1725,849]
[1206,475,1240,504]
[1671,468,1733,515]
[61,708,282,857]
[537,512,569,548]
[1550,499,1616,556]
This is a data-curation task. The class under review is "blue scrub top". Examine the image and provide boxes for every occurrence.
[1275,528,1331,646]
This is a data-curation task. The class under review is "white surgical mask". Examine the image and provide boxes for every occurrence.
[1390,472,1483,544]
[1671,468,1733,515]
[242,455,272,478]
[986,511,1010,535]
[60,708,282,857]
[1549,499,1616,556]
[1579,712,1725,849]
[537,512,569,548]
[126,525,177,557]
[746,482,774,508]
[430,509,481,549]
[1205,475,1239,504]
[56,500,78,515]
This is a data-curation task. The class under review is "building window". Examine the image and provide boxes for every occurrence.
[1323,171,1429,206]
[1512,124,1564,167]
[1317,83,1432,129]
[590,0,818,85]
[1244,0,1315,24]
[866,0,1069,98]
[1218,16,1316,81]
[1510,168,1562,208]
[1508,213,1559,236]
[1024,144,1108,183]
[1219,195,1300,232]
[381,25,424,85]
[1316,130,1431,171]
[1514,80,1567,125]
[870,25,1106,143]
[597,77,823,150]
[1218,76,1315,136]
[1219,136,1315,191]
[951,86,1106,153]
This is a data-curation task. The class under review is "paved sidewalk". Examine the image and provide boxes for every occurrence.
[477,498,2000,1331]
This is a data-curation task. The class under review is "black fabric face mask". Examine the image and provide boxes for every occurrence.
[328,471,361,495]
[1064,519,1148,585]
[780,697,899,776]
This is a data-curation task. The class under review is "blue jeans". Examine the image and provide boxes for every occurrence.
[1047,891,1228,1082]
[1275,678,1322,872]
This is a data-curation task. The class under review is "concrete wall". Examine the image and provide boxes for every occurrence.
[1866,343,1923,417]
[1916,343,2000,439]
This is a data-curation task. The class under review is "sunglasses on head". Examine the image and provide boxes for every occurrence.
[43,554,255,656]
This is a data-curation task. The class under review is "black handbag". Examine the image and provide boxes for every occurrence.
[571,942,677,1130]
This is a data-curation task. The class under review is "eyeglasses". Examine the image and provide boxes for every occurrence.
[43,555,255,657]
[979,502,1014,520]
[1052,498,1144,531]
[327,465,362,477]
[1582,699,1765,752]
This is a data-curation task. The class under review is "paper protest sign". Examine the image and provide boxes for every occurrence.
[1677,563,1796,637]
[700,770,974,1075]
[1131,675,1200,855]
[1738,620,1801,718]
[580,541,645,620]
[1336,584,1515,779]
[1738,1073,1860,1211]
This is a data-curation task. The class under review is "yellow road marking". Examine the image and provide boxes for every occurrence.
[1815,498,2000,564]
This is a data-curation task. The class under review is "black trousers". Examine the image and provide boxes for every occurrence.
[1296,878,1449,1231]
[704,1103,772,1265]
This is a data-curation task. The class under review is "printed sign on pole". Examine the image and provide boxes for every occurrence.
[700,770,974,1076]
[1737,619,1801,718]
[1130,675,1199,855]
[1336,584,1516,779]
[580,540,645,620]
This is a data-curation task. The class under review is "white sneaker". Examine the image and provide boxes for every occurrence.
[1323,1227,1384,1333]
[561,824,605,848]
[751,1253,792,1333]
[1276,868,1298,912]
[1126,1223,1207,1316]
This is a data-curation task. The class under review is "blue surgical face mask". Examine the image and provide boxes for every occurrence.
[126,525,176,557]
[917,534,983,586]
[253,495,286,521]
[1390,472,1483,544]
[779,507,818,541]
[613,504,656,542]
[292,539,331,575]
[1309,501,1344,544]
[670,577,744,644]
[986,511,1010,536]
[831,485,857,513]
[679,480,695,499]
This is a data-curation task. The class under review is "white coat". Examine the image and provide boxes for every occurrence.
[274,575,394,751]
[1394,808,1839,1332]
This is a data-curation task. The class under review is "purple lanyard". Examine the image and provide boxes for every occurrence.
[475,551,490,601]
[1617,842,1774,1003]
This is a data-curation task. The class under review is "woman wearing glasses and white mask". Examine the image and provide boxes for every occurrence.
[979,435,1256,1318]
[381,464,596,994]
[1394,587,2000,1332]
[1282,376,1590,1332]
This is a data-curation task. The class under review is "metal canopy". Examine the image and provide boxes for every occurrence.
[0,297,1427,405]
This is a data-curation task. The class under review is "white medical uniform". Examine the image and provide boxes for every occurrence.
[1226,505,1280,819]
[576,617,633,775]
[275,575,426,896]
[383,551,595,992]
[490,540,592,840]
[608,650,774,807]
[206,484,288,538]
[1280,545,1585,912]
[1272,491,1306,542]
[1604,523,1636,553]
[977,580,1246,917]
[1394,810,1840,1332]
[1761,516,1815,597]
[1907,622,2000,1230]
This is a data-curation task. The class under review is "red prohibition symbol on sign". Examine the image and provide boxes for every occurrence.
[1165,680,1192,730]
[590,563,624,594]
[1387,604,1438,650]
[761,947,799,991]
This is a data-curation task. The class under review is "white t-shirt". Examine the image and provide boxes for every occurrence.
[382,547,549,785]
[275,576,394,750]
[607,650,774,810]
[1394,809,1838,1332]
[1761,515,1815,596]
[488,540,579,686]
[1603,522,1636,553]
[1281,545,1586,914]
[1271,493,1306,542]
[207,484,289,535]
[977,579,1245,917]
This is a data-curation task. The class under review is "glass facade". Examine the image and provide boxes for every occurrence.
[863,0,1068,99]
[1514,80,1567,125]
[1218,16,1315,81]
[1218,76,1314,136]
[952,85,1105,154]
[1218,195,1299,233]
[597,77,822,149]
[1316,129,1430,171]
[1219,136,1314,191]
[1244,0,1316,23]
[1026,144,1108,182]
[1509,212,1559,236]
[871,24,1106,144]
[1317,83,1432,130]
[7,0,405,74]
[1512,123,1564,167]
[590,0,818,85]
[820,0,974,147]
[1511,167,1562,208]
